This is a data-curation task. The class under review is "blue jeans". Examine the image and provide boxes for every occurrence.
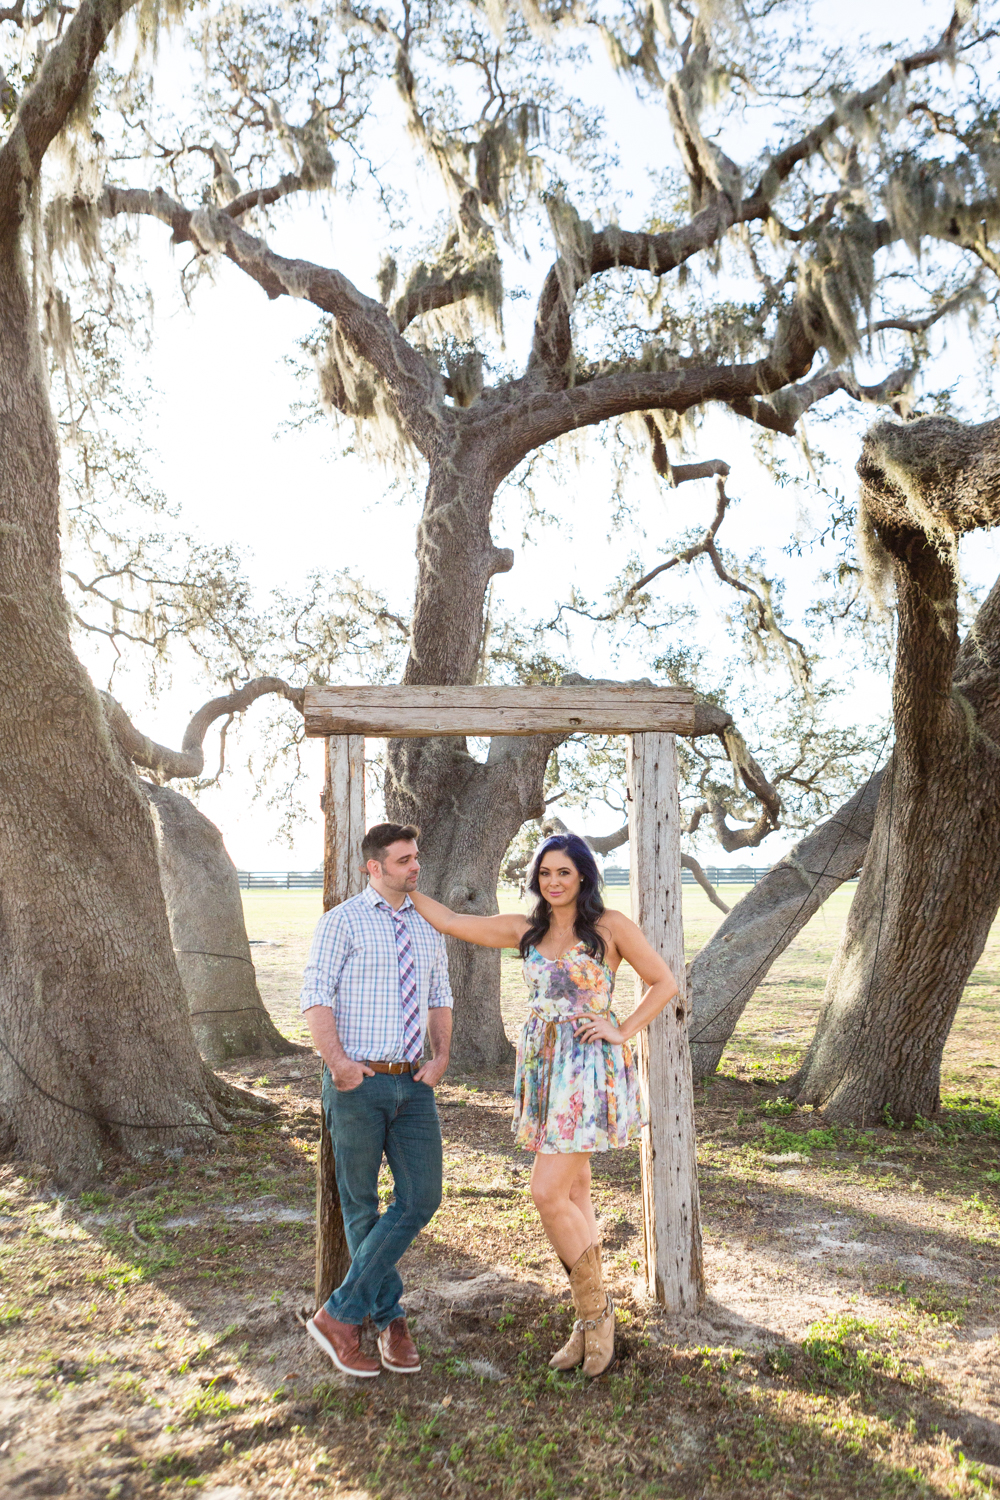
[321,1069,442,1329]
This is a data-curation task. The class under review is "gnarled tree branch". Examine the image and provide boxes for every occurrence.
[744,8,973,212]
[556,467,809,685]
[99,186,446,457]
[730,363,914,436]
[525,10,974,394]
[856,413,1000,767]
[101,676,304,781]
[626,473,732,601]
[682,854,731,915]
[0,0,138,234]
[391,261,497,333]
[504,300,818,469]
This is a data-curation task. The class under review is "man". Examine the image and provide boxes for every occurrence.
[300,822,452,1379]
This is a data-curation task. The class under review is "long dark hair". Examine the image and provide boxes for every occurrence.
[518,833,607,963]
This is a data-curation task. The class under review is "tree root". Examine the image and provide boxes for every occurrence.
[202,1063,279,1119]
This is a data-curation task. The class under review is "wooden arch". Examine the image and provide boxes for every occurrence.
[303,684,704,1313]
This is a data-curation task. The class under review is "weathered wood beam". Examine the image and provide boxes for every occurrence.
[628,732,704,1313]
[322,734,365,914]
[314,734,365,1311]
[304,685,695,738]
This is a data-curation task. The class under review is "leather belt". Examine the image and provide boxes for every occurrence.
[363,1059,419,1075]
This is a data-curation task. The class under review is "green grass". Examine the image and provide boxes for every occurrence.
[177,1386,242,1425]
[760,1123,841,1154]
[801,1314,910,1392]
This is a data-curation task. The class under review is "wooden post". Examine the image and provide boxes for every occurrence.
[322,734,365,916]
[314,734,365,1311]
[628,732,704,1313]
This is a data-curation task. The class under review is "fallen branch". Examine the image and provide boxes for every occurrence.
[682,854,731,914]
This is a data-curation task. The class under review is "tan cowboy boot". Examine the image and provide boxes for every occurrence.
[567,1244,615,1377]
[549,1243,601,1371]
[549,1307,585,1370]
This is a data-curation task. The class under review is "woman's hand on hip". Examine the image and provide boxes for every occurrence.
[573,1016,624,1046]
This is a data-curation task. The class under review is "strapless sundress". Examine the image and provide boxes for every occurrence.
[511,941,648,1154]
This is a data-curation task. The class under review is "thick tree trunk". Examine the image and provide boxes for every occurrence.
[689,512,1000,1081]
[387,457,553,1068]
[0,232,230,1179]
[793,421,1000,1124]
[687,772,882,1077]
[142,782,299,1064]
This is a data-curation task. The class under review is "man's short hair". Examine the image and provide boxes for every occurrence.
[362,822,420,867]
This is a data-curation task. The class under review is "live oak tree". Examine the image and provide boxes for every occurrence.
[790,415,1000,1124]
[0,0,277,1178]
[689,410,1000,1122]
[5,0,1000,1148]
[81,0,999,1066]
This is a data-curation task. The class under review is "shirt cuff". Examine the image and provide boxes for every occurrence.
[427,996,454,1009]
[299,993,335,1012]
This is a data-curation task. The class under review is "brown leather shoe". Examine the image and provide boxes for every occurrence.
[306,1306,380,1378]
[377,1316,421,1373]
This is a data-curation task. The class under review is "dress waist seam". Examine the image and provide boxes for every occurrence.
[527,1008,611,1023]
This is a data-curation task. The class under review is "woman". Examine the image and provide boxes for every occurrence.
[410,832,677,1377]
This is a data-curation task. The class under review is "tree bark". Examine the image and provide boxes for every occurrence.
[0,235,231,1178]
[687,492,1000,1082]
[792,418,1000,1124]
[142,782,299,1064]
[101,679,304,783]
[687,772,882,1077]
[385,456,552,1068]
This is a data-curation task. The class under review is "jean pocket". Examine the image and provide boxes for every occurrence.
[330,1074,368,1094]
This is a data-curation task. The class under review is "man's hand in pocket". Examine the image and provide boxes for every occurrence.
[331,1059,375,1091]
[413,1054,448,1088]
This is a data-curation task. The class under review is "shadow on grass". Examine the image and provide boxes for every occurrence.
[288,1304,998,1500]
[87,1188,996,1499]
[6,1058,1000,1500]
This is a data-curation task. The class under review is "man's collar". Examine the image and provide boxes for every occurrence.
[364,881,414,914]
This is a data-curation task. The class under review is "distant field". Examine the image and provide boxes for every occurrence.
[243,883,1000,1096]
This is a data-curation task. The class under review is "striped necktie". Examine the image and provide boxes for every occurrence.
[387,906,422,1062]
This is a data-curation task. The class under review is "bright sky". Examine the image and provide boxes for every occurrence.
[71,0,1000,875]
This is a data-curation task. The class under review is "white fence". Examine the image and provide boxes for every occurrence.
[238,865,774,891]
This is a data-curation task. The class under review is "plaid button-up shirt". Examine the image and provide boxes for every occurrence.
[299,883,453,1061]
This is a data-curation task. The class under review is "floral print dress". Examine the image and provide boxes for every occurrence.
[512,942,648,1154]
